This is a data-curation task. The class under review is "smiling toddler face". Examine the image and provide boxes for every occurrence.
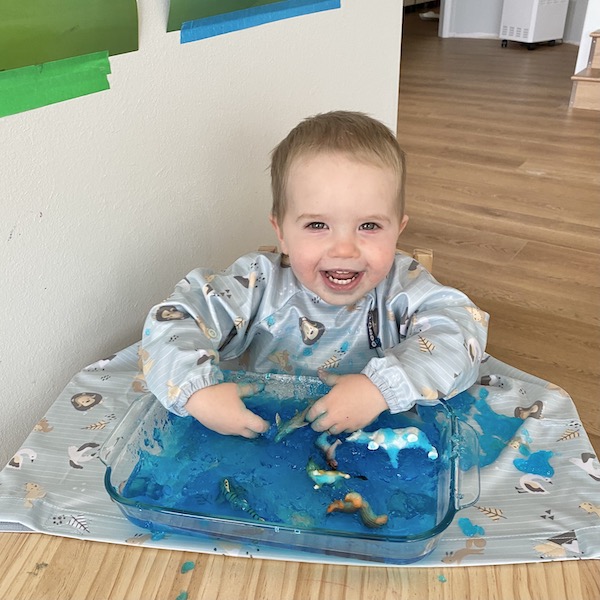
[271,151,408,306]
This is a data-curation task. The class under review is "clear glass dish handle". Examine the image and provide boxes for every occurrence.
[99,393,156,467]
[455,420,481,510]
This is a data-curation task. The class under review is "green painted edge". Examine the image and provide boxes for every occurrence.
[167,0,282,32]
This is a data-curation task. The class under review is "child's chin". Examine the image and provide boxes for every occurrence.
[318,290,366,306]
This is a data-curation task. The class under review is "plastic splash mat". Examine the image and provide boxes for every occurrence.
[0,343,599,567]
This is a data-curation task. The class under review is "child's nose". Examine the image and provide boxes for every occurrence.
[329,233,360,258]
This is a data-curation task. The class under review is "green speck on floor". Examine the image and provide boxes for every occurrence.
[438,574,447,583]
[175,592,188,600]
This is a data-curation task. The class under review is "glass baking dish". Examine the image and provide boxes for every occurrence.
[100,372,479,564]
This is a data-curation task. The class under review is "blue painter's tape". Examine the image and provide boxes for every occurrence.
[181,0,341,44]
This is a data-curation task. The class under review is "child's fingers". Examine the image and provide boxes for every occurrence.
[305,398,326,424]
[240,428,262,439]
[242,408,270,436]
[307,404,332,433]
[310,415,329,433]
[317,369,339,387]
[308,371,339,424]
[236,381,265,398]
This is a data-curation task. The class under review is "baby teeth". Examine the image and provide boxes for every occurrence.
[327,273,357,285]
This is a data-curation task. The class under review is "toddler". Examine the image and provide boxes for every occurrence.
[141,111,488,438]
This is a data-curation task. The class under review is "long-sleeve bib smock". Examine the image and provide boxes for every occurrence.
[141,252,489,417]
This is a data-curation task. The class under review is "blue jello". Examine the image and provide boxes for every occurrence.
[101,372,480,564]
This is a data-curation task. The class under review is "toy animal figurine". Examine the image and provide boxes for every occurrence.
[306,458,351,489]
[327,492,388,528]
[219,477,265,522]
[314,432,342,468]
[274,400,315,443]
[346,426,438,468]
[326,492,362,514]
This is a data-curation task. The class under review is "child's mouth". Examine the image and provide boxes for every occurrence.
[323,270,360,286]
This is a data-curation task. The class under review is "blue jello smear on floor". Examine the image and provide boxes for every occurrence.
[180,561,195,574]
[121,379,445,537]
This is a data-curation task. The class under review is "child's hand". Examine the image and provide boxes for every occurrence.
[185,382,270,438]
[306,371,388,435]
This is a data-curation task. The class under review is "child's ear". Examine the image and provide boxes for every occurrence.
[398,214,409,235]
[269,214,289,255]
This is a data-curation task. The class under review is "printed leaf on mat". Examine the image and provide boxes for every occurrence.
[418,336,435,354]
[320,355,340,370]
[68,515,90,533]
[476,506,507,522]
[82,420,109,431]
[52,514,90,533]
[557,428,580,442]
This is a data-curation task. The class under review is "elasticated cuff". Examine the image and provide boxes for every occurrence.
[164,370,224,417]
[361,363,416,414]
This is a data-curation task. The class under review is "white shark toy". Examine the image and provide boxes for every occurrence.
[346,426,438,468]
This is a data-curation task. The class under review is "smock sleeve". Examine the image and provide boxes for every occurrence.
[362,260,489,413]
[140,253,270,416]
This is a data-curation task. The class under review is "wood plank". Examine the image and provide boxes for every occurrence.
[0,532,599,600]
[572,67,600,82]
[400,220,527,266]
[399,192,600,254]
[591,36,600,70]
[571,79,600,111]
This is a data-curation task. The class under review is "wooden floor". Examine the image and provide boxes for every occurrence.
[396,14,600,453]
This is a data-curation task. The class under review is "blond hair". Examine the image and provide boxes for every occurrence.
[270,111,406,225]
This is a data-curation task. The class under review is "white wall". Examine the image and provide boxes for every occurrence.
[564,0,589,45]
[0,0,403,466]
[442,0,504,38]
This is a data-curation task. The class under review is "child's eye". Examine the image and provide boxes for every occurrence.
[306,222,327,230]
[359,222,379,231]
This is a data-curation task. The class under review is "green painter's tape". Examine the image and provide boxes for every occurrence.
[0,51,111,118]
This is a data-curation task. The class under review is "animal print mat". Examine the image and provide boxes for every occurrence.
[1,343,599,567]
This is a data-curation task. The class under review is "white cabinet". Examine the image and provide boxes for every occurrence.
[500,0,569,46]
